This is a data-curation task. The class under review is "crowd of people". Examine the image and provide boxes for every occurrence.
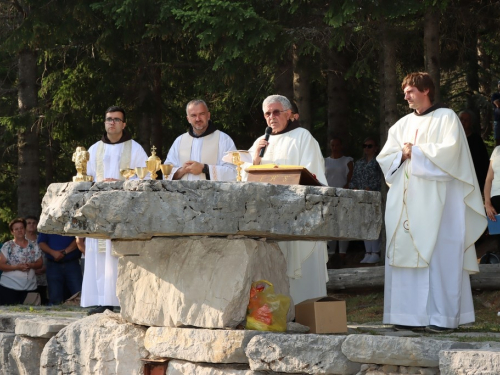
[1,73,499,335]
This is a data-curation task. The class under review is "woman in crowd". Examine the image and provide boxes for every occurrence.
[349,137,382,264]
[325,136,353,260]
[484,146,500,243]
[0,218,43,305]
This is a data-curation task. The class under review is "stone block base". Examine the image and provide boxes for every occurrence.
[115,237,292,328]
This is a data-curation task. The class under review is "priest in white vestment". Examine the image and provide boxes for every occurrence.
[246,95,328,305]
[164,99,236,181]
[377,72,486,333]
[80,106,148,315]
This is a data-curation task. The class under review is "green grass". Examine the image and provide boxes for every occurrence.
[331,290,500,332]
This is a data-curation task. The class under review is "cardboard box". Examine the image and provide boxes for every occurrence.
[295,297,347,334]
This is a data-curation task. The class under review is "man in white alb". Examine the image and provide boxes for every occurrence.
[79,106,148,315]
[377,72,486,333]
[164,99,236,181]
[248,94,328,305]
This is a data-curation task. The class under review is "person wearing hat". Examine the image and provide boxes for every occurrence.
[492,80,500,145]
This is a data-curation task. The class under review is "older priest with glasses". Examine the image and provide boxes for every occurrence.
[79,105,148,315]
[247,95,328,305]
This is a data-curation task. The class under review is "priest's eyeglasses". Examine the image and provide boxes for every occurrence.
[363,144,374,149]
[264,110,287,118]
[105,117,124,124]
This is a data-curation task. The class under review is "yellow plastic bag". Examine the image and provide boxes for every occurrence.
[245,280,290,332]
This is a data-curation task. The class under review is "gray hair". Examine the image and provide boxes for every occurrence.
[262,95,292,112]
[458,109,477,125]
[186,99,209,115]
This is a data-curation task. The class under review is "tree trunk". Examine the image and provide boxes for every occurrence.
[151,66,163,160]
[424,6,441,103]
[137,69,151,154]
[274,53,294,101]
[327,264,500,292]
[292,44,311,130]
[17,49,40,218]
[478,34,492,139]
[381,25,398,144]
[44,127,54,187]
[464,24,479,118]
[326,48,349,151]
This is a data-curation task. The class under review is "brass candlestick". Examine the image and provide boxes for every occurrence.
[231,152,244,182]
[146,145,161,180]
[72,146,94,182]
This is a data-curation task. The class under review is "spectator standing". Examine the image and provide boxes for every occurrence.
[325,137,353,260]
[26,216,49,305]
[459,110,489,192]
[349,137,382,263]
[38,233,82,305]
[492,80,500,145]
[0,218,43,305]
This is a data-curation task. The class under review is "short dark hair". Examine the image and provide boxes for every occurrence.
[105,106,126,122]
[9,217,26,232]
[289,100,299,114]
[25,215,38,222]
[401,72,435,104]
[186,99,209,115]
[330,136,343,144]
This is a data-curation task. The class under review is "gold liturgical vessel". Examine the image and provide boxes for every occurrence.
[231,151,244,182]
[146,145,161,180]
[135,166,148,180]
[120,168,136,180]
[72,147,94,182]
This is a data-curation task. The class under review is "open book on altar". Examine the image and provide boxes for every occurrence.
[245,164,323,186]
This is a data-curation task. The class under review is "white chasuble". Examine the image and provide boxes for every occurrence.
[246,127,328,305]
[378,108,485,273]
[178,130,219,180]
[81,139,148,308]
[377,107,487,328]
[164,130,237,181]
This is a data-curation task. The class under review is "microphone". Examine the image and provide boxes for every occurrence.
[259,127,273,158]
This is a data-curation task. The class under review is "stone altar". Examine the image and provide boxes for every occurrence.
[38,180,382,329]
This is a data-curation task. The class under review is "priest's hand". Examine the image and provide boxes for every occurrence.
[401,142,413,162]
[184,161,204,175]
[253,139,269,165]
[485,201,498,221]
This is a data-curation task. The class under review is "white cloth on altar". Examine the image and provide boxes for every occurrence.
[164,130,237,181]
[246,126,328,305]
[81,140,148,307]
[377,107,486,327]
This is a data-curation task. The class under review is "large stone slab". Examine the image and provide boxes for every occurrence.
[40,311,148,375]
[10,335,48,375]
[439,348,500,375]
[245,334,361,374]
[0,333,18,375]
[341,335,479,367]
[145,327,265,364]
[38,180,381,240]
[116,237,292,328]
[15,317,76,339]
[166,360,274,375]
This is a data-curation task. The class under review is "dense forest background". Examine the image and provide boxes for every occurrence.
[1,0,500,241]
